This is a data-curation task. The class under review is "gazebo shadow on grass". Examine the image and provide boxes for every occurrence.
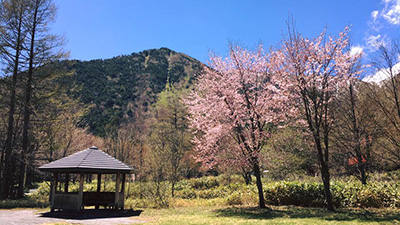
[214,206,400,223]
[40,209,142,220]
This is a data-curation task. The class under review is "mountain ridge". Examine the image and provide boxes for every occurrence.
[59,47,204,137]
[362,62,400,84]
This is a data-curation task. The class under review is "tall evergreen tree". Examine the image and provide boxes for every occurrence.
[149,82,192,197]
[18,0,65,198]
[0,0,65,198]
[0,0,27,199]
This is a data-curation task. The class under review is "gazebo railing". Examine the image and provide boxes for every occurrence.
[52,191,124,211]
[53,192,80,211]
[83,192,115,206]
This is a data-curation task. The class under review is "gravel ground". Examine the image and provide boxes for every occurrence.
[0,209,146,225]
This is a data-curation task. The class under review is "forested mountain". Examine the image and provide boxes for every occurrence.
[59,47,203,137]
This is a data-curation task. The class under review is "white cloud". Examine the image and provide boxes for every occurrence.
[366,0,400,33]
[366,34,381,46]
[362,0,398,56]
[350,45,364,56]
[365,34,388,51]
[382,0,400,25]
[371,10,379,22]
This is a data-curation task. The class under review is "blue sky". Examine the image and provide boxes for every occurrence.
[52,0,399,64]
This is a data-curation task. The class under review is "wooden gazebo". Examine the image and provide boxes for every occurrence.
[39,146,133,212]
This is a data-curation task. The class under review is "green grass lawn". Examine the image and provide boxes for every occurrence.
[11,176,400,224]
[135,206,400,225]
[3,203,399,224]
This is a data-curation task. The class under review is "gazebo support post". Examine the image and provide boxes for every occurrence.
[96,173,101,209]
[65,173,69,193]
[78,173,84,212]
[51,172,58,212]
[121,174,126,210]
[115,173,120,210]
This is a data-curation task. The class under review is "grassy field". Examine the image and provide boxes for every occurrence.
[2,196,400,224]
[2,205,398,225]
[127,205,400,225]
[39,205,400,225]
[5,173,400,224]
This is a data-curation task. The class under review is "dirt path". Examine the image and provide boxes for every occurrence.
[0,209,146,225]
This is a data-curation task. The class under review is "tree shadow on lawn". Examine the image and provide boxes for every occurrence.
[214,206,400,223]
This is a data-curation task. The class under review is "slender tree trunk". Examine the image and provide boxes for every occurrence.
[9,155,17,198]
[1,58,17,198]
[0,148,4,188]
[1,2,24,199]
[320,161,334,211]
[171,181,175,198]
[365,132,372,171]
[322,90,334,211]
[139,142,143,199]
[316,139,335,211]
[253,162,266,208]
[389,70,400,120]
[310,126,334,210]
[355,142,367,185]
[358,163,367,185]
[242,171,252,185]
[25,164,34,188]
[349,83,367,185]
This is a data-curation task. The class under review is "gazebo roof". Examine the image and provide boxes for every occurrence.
[39,146,133,173]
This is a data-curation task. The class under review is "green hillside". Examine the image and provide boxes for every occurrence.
[60,47,203,137]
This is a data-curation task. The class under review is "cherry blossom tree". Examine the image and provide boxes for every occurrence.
[186,45,294,208]
[272,25,363,211]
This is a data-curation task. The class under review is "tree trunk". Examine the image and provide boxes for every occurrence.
[358,163,367,185]
[25,145,36,188]
[349,83,367,185]
[139,142,144,199]
[320,161,334,211]
[253,162,266,208]
[18,0,39,199]
[365,132,372,171]
[171,181,175,198]
[1,2,24,199]
[314,133,334,211]
[242,171,252,185]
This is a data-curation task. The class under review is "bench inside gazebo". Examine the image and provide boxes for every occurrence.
[39,146,133,212]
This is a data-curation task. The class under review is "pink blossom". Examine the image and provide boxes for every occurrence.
[185,45,295,169]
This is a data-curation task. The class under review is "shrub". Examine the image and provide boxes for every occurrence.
[264,181,327,207]
[31,174,400,209]
[175,189,197,199]
[226,192,242,205]
[142,181,170,208]
[30,182,51,203]
[264,180,400,209]
[0,198,48,209]
[338,181,400,208]
[125,198,151,209]
[190,176,220,190]
[197,189,225,199]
